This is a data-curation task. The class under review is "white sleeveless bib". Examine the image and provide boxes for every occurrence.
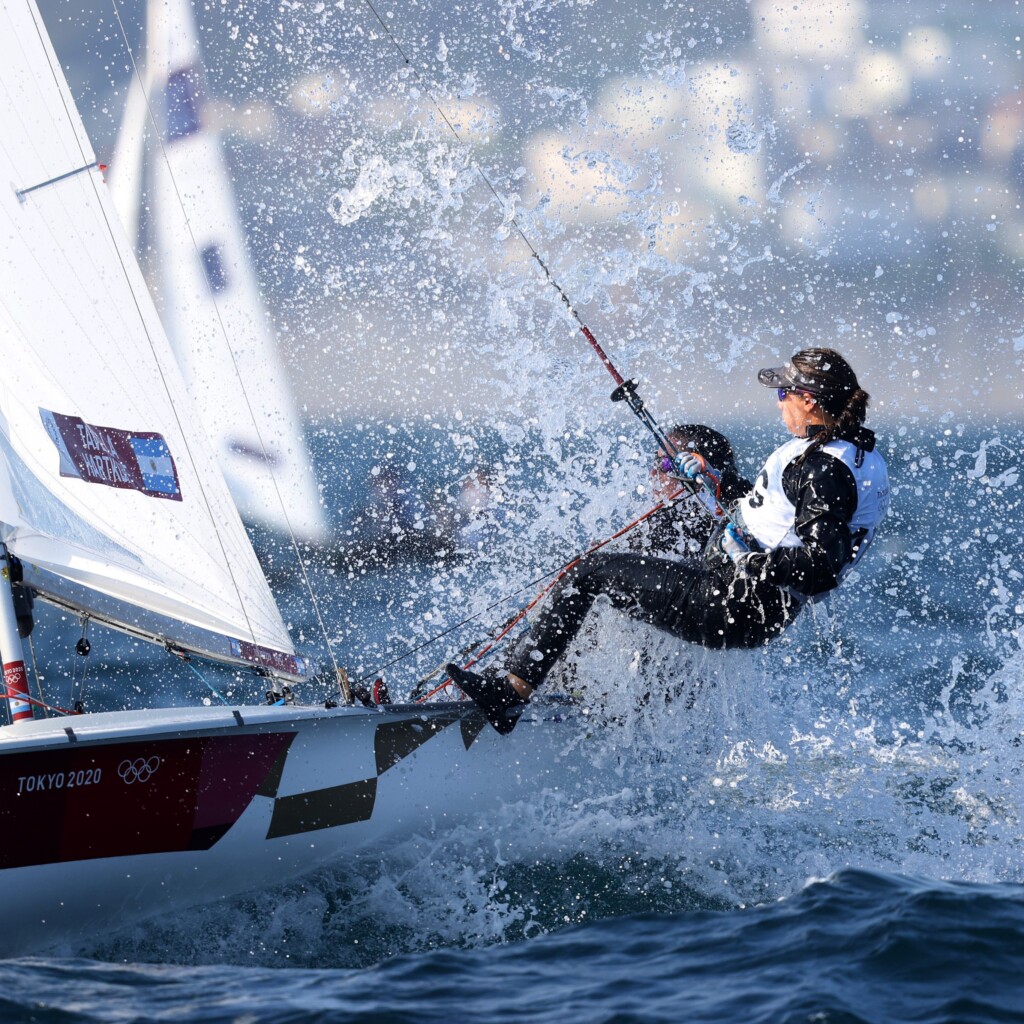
[739,436,889,569]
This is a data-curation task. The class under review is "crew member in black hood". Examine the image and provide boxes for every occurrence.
[450,348,890,733]
[629,423,748,558]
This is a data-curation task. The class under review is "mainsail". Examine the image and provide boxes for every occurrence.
[0,0,306,679]
[108,0,330,546]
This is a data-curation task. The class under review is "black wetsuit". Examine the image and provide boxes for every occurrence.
[506,428,882,690]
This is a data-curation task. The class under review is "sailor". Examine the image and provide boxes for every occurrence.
[455,467,506,556]
[628,423,748,558]
[448,348,890,733]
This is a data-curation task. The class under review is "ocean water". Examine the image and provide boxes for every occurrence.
[6,419,1024,1023]
[4,870,1024,1023]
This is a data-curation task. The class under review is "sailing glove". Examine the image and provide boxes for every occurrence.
[720,523,751,572]
[672,452,722,498]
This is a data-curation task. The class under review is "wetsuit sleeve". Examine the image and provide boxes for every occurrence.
[745,451,857,597]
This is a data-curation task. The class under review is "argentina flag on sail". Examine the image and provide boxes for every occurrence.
[129,435,180,497]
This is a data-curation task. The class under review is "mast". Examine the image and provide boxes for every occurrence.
[0,549,32,724]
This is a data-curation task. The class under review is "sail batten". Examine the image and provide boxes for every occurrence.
[0,0,303,680]
[16,159,100,199]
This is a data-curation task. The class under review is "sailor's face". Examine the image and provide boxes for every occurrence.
[778,390,820,437]
[651,441,686,497]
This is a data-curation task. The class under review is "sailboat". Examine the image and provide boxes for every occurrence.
[0,0,580,955]
[107,0,330,548]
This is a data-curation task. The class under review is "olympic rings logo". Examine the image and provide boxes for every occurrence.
[117,756,161,785]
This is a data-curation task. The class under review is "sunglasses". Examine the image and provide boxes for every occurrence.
[777,386,814,401]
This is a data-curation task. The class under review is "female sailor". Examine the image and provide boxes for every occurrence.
[448,347,890,734]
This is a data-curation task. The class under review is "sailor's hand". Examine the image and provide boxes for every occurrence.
[720,523,751,571]
[672,452,722,497]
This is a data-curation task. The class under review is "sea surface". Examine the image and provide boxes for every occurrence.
[5,419,1024,1023]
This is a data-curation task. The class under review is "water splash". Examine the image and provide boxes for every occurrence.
[725,119,762,154]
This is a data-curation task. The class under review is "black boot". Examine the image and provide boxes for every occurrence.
[446,663,526,735]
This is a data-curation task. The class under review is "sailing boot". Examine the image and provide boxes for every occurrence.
[446,663,526,735]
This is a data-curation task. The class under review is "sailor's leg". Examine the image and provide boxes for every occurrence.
[506,551,698,689]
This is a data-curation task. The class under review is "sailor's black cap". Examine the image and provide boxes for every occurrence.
[757,363,827,395]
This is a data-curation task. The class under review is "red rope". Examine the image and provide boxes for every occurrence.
[1,684,79,717]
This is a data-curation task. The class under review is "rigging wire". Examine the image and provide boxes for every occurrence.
[186,659,230,705]
[26,634,49,718]
[359,485,687,689]
[414,491,689,701]
[0,682,77,718]
[359,0,736,528]
[69,618,91,712]
[351,3,738,689]
[106,0,343,689]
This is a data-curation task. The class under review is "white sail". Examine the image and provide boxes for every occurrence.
[108,0,330,546]
[107,63,151,246]
[0,0,305,678]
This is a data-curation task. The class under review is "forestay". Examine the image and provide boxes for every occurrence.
[0,0,305,679]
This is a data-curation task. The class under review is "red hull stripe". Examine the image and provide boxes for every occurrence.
[0,732,293,869]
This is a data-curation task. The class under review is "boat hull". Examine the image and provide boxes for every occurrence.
[0,699,583,953]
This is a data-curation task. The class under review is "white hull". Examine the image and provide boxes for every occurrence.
[0,699,583,954]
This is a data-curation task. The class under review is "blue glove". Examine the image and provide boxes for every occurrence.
[720,523,751,570]
[672,452,722,497]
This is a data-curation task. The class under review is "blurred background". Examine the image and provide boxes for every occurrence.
[39,0,1023,425]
